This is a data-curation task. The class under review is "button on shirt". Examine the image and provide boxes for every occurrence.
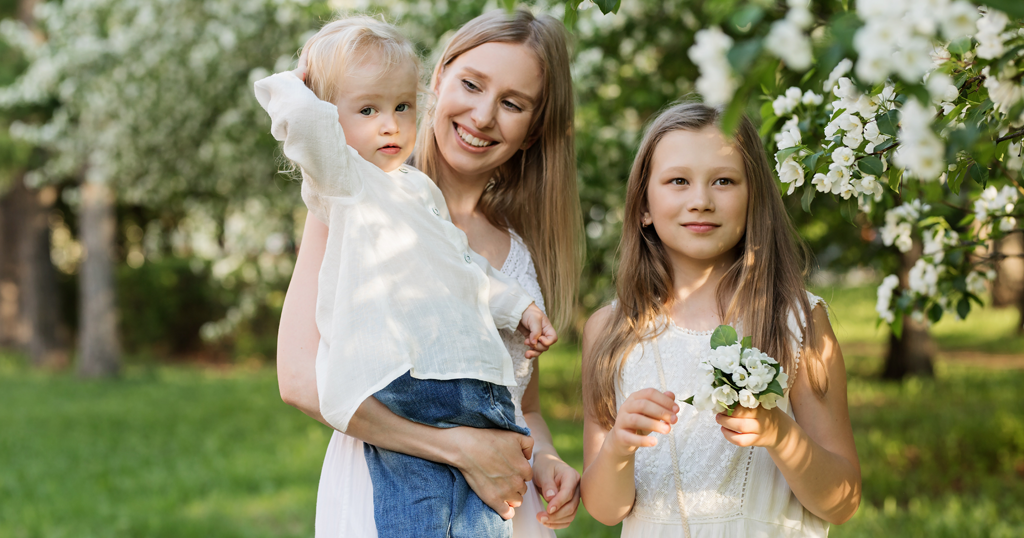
[255,72,534,433]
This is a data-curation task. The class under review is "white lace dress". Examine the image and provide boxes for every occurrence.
[616,293,830,538]
[314,232,554,538]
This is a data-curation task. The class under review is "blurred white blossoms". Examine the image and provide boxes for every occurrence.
[974,185,1020,237]
[688,26,737,106]
[881,200,929,253]
[976,8,1009,59]
[765,0,814,71]
[893,98,946,180]
[876,274,900,324]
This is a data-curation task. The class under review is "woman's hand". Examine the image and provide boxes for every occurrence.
[531,453,580,529]
[715,405,792,448]
[448,426,535,520]
[605,388,678,458]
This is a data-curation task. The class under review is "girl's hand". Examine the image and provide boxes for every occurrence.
[449,426,535,520]
[715,405,792,448]
[605,388,678,458]
[517,303,557,359]
[532,453,581,529]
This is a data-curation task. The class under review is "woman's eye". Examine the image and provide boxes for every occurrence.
[502,99,522,112]
[462,80,479,91]
[396,103,410,112]
[359,107,376,116]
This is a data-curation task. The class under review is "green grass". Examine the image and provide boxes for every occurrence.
[1,287,1022,537]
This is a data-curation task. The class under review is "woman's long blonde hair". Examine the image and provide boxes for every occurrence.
[584,102,822,430]
[413,9,583,331]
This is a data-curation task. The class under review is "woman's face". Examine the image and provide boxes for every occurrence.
[432,42,544,182]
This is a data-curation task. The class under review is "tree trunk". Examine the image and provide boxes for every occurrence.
[20,185,63,367]
[77,180,120,378]
[882,244,935,379]
[0,181,28,349]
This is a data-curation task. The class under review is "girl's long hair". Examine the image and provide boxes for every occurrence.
[584,102,822,430]
[412,9,583,331]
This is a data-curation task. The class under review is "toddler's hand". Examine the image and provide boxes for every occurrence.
[606,388,678,458]
[517,303,557,359]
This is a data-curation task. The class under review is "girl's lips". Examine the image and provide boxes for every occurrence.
[378,145,401,155]
[684,223,719,233]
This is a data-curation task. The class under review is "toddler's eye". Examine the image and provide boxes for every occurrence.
[359,107,376,116]
[396,103,410,112]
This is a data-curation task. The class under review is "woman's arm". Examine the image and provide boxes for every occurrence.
[275,214,535,519]
[714,305,862,524]
[580,307,678,526]
[520,358,580,529]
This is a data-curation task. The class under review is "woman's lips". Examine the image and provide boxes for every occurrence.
[454,123,497,152]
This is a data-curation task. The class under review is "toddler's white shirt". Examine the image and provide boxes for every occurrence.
[255,72,533,432]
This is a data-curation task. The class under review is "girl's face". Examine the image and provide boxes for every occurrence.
[432,42,544,182]
[644,126,749,266]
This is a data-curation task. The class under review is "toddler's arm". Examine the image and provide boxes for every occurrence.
[254,71,368,222]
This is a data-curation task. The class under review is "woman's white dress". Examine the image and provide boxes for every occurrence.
[314,232,556,538]
[617,293,830,538]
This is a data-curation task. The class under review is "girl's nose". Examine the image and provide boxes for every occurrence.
[688,185,714,212]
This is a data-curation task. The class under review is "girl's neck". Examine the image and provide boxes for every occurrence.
[665,251,737,332]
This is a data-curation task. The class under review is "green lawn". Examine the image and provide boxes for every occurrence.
[1,286,1022,537]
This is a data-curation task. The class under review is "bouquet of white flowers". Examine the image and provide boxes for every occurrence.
[681,325,788,415]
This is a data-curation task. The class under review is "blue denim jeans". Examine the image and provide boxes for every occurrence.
[365,371,530,538]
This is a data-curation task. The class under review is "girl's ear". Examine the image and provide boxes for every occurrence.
[641,211,652,227]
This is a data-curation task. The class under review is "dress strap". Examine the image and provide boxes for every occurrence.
[652,339,693,538]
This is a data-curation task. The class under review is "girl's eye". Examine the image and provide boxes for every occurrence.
[714,178,733,186]
[396,103,410,112]
[359,107,376,116]
[462,80,479,92]
[502,99,523,112]
[671,178,689,185]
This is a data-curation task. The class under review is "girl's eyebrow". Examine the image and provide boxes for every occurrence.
[659,165,743,177]
[462,67,538,106]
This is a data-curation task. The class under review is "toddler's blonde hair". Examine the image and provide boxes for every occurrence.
[302,16,422,105]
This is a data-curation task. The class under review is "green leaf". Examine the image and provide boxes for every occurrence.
[969,162,989,183]
[957,213,975,227]
[877,109,900,138]
[928,303,944,324]
[887,167,903,192]
[891,311,904,339]
[503,0,517,10]
[839,198,858,224]
[710,325,739,349]
[947,37,973,56]
[978,0,1024,19]
[764,378,784,397]
[729,5,765,33]
[682,396,695,405]
[563,2,579,29]
[802,151,822,174]
[741,335,753,349]
[593,0,621,14]
[859,155,884,176]
[727,39,764,76]
[801,182,816,214]
[776,145,805,164]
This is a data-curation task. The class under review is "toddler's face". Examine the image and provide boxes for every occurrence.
[332,58,418,172]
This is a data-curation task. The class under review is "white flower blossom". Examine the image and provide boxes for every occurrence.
[688,26,737,106]
[876,273,900,323]
[738,389,759,409]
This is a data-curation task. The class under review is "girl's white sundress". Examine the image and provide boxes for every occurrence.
[314,232,555,538]
[617,292,830,538]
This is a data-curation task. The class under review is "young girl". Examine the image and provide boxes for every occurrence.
[255,16,558,538]
[580,102,861,537]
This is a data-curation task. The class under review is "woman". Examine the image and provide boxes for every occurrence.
[276,9,584,537]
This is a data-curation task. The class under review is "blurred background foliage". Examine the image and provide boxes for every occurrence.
[0,0,1022,536]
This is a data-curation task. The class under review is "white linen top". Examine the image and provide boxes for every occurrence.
[255,72,534,432]
[615,292,829,538]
